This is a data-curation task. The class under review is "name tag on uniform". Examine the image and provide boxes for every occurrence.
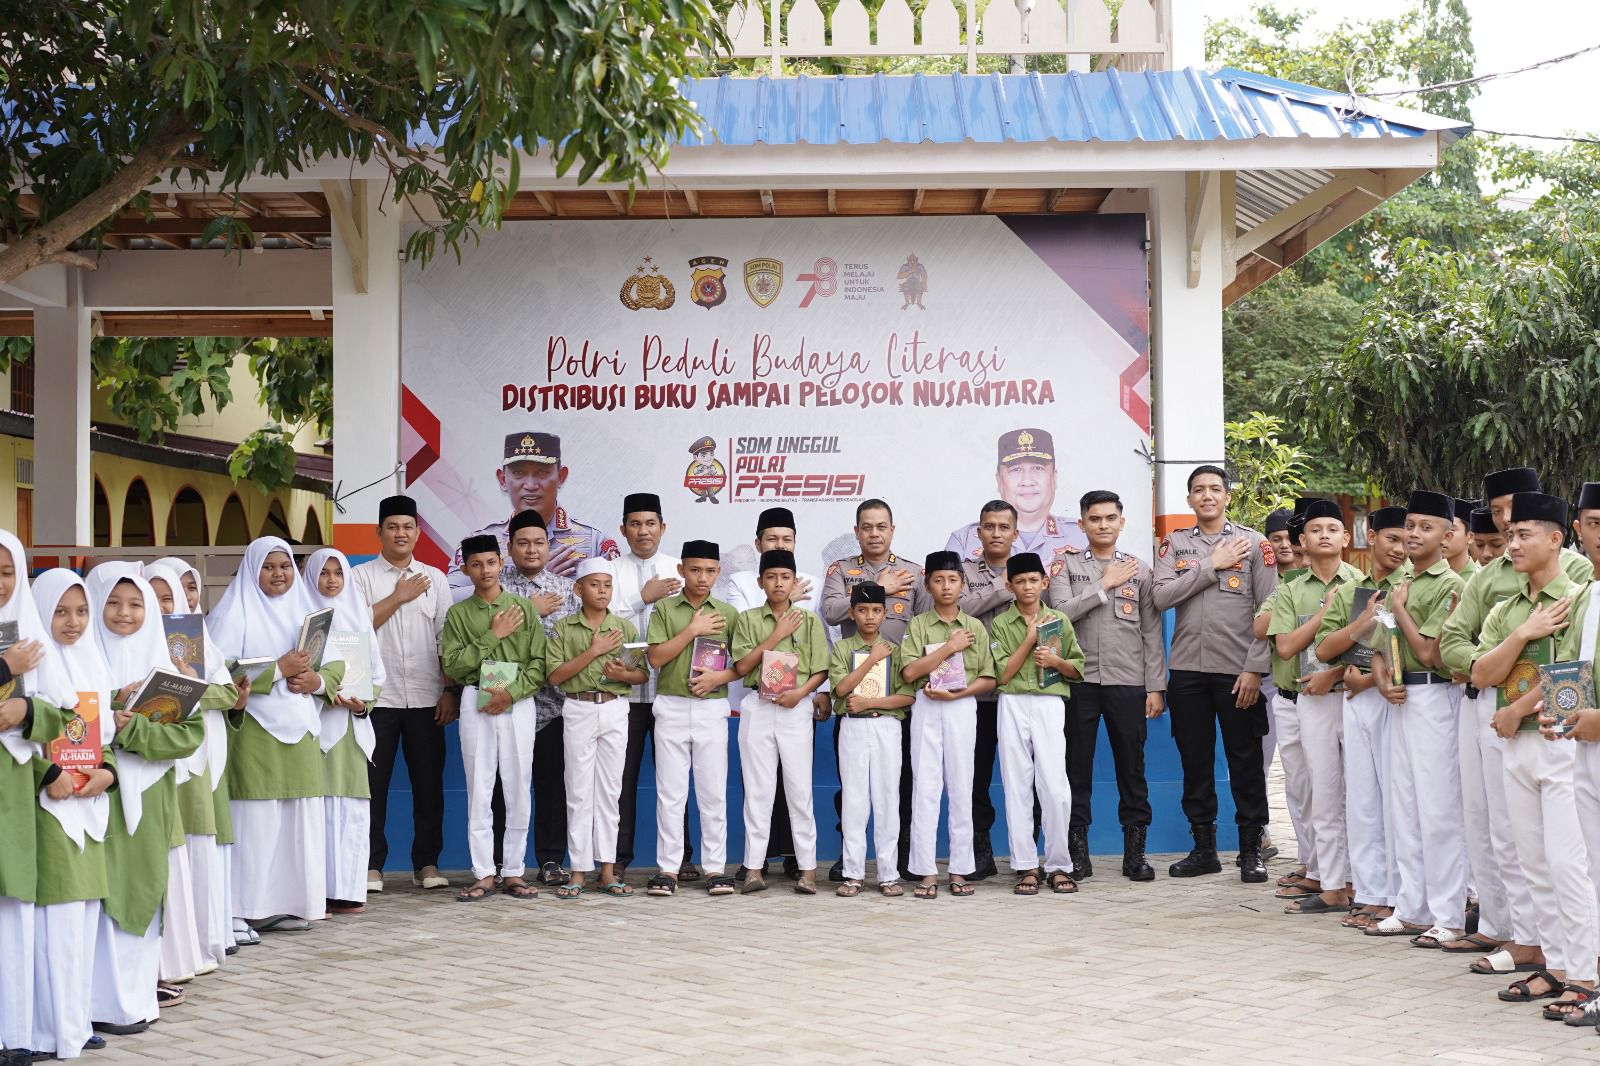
[1115,584,1139,620]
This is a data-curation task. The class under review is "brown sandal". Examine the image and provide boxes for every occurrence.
[793,878,817,895]
[1014,870,1041,896]
[836,879,863,897]
[1047,871,1077,894]
[914,880,938,899]
[879,881,904,897]
[948,879,975,897]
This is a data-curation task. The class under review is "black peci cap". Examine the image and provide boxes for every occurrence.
[1468,507,1499,535]
[758,549,797,574]
[1301,500,1344,524]
[681,540,720,562]
[1406,491,1454,521]
[1006,553,1047,579]
[1483,467,1540,500]
[622,493,662,518]
[508,509,546,535]
[378,495,417,521]
[850,583,886,606]
[1264,508,1293,535]
[1369,507,1407,532]
[459,534,500,560]
[756,507,797,535]
[1577,483,1600,514]
[1509,492,1568,527]
[924,551,963,576]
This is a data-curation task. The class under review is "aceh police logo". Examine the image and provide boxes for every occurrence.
[684,435,727,504]
[744,258,783,308]
[689,256,728,309]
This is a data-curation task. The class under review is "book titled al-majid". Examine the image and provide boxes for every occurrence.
[327,630,374,704]
[124,669,206,724]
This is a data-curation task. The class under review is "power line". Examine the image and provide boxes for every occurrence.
[1361,42,1600,99]
[1472,129,1600,146]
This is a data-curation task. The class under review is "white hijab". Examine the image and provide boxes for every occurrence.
[208,537,325,745]
[0,530,73,765]
[153,556,204,614]
[32,569,114,846]
[145,561,219,786]
[87,563,175,833]
[303,548,384,757]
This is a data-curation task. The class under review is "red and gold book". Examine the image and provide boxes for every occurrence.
[50,691,102,788]
[759,650,800,702]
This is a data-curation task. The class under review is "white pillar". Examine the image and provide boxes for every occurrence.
[330,180,402,555]
[1148,171,1225,534]
[32,272,93,546]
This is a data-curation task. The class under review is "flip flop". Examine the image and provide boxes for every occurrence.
[1284,895,1346,914]
[602,882,634,897]
[1470,949,1545,975]
[501,880,538,899]
[1441,932,1504,954]
[948,880,975,897]
[555,883,584,899]
[740,876,769,895]
[1363,915,1427,937]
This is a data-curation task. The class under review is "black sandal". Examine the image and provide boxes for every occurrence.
[1047,872,1077,894]
[1284,894,1346,914]
[1499,969,1562,1003]
[645,874,677,896]
[1541,984,1599,1021]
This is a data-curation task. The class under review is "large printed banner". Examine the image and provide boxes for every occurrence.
[400,214,1152,585]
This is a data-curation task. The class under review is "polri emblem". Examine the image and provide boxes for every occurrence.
[620,257,675,310]
[689,256,728,309]
[744,258,783,308]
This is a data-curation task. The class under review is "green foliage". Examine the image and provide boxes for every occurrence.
[1224,412,1308,530]
[0,0,729,280]
[248,338,333,434]
[227,425,301,492]
[91,336,236,442]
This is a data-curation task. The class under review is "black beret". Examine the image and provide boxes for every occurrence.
[1406,490,1454,521]
[1577,483,1600,514]
[756,507,797,535]
[1264,508,1294,535]
[1301,500,1344,524]
[1509,492,1568,527]
[681,539,720,562]
[1468,508,1499,535]
[508,509,546,535]
[623,493,662,518]
[1369,506,1408,532]
[1484,467,1540,500]
[759,549,797,574]
[924,551,963,576]
[378,495,417,521]
[1006,553,1047,579]
[459,534,500,560]
[850,583,886,606]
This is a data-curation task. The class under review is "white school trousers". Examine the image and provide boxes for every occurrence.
[909,690,977,878]
[739,692,818,871]
[1387,682,1467,929]
[459,688,537,880]
[562,696,629,872]
[653,694,730,872]
[1342,688,1395,906]
[1271,693,1315,872]
[838,715,902,882]
[1459,691,1534,944]
[90,909,159,1027]
[998,693,1073,874]
[229,797,325,922]
[0,896,34,1051]
[31,900,98,1059]
[1503,732,1596,981]
[1571,741,1600,956]
[324,798,370,902]
[1298,691,1348,889]
[159,843,203,982]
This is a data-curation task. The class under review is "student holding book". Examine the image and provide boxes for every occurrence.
[0,535,75,1060]
[153,557,204,614]
[900,551,997,899]
[303,549,387,916]
[210,538,344,934]
[29,570,116,1061]
[642,540,740,897]
[544,559,645,898]
[990,553,1084,895]
[85,565,209,1031]
[1472,492,1597,1018]
[829,583,913,897]
[730,549,830,896]
[440,535,547,903]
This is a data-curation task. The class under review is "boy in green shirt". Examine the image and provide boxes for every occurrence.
[545,559,645,899]
[990,553,1083,895]
[643,540,740,897]
[730,550,829,895]
[441,534,547,903]
[829,583,913,897]
[900,551,997,898]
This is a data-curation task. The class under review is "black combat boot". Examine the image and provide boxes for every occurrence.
[1067,826,1093,880]
[1237,825,1269,883]
[1122,824,1155,881]
[1168,823,1222,877]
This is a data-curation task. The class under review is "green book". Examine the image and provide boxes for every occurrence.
[477,659,518,709]
[1037,616,1066,688]
[1501,635,1553,732]
[1539,660,1593,736]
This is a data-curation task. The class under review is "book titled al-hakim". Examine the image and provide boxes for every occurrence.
[296,608,335,670]
[161,614,205,676]
[0,621,27,699]
[476,660,518,710]
[50,691,102,787]
[850,648,890,703]
[1539,660,1593,736]
[926,644,968,692]
[1037,616,1066,688]
[124,668,206,724]
[759,649,800,702]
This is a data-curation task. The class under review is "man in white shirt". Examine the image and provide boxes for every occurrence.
[353,495,458,891]
[608,492,691,880]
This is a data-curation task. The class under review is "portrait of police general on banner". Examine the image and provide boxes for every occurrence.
[400,214,1154,572]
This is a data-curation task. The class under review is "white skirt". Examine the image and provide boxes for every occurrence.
[0,896,35,1050]
[90,908,159,1027]
[32,899,100,1059]
[159,843,205,982]
[229,798,326,922]
[324,796,370,903]
[187,835,229,967]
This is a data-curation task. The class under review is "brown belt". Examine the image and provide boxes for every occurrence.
[566,690,621,704]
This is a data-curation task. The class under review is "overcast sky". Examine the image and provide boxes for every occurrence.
[1204,0,1599,144]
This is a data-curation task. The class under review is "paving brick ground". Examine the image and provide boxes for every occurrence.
[86,767,1600,1065]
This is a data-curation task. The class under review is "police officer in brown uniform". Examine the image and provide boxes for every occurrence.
[1151,465,1277,883]
[1048,489,1166,882]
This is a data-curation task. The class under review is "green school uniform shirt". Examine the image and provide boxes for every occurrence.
[2,700,67,903]
[1476,570,1591,731]
[1266,562,1364,691]
[901,608,997,693]
[31,698,112,906]
[1258,584,1299,693]
[1439,549,1595,677]
[730,603,829,689]
[645,593,740,699]
[441,590,547,700]
[988,604,1084,698]
[1392,557,1466,678]
[827,632,913,719]
[547,611,639,697]
[1455,557,1480,579]
[1315,561,1412,673]
[103,710,205,935]
[227,662,344,802]
[322,679,383,801]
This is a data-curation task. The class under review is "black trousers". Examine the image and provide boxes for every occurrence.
[532,718,567,867]
[972,699,999,859]
[367,706,447,871]
[1064,684,1152,830]
[617,700,692,870]
[1166,670,1270,832]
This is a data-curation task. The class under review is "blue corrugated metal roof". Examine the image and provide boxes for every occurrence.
[674,67,1469,147]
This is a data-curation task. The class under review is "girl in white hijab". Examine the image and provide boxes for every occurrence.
[30,570,117,1060]
[303,548,387,915]
[209,537,344,930]
[0,532,67,1057]
[85,564,205,1032]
